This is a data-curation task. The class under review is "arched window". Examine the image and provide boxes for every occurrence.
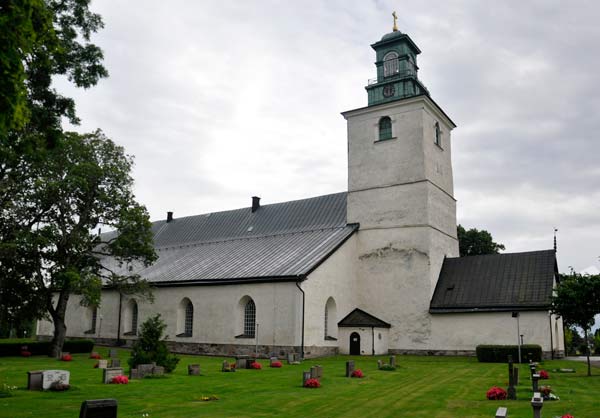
[244,299,256,338]
[177,298,194,337]
[324,297,337,340]
[124,299,138,336]
[85,306,97,334]
[379,116,392,141]
[383,51,399,77]
[434,122,442,147]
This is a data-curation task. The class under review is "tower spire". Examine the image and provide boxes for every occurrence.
[392,11,398,32]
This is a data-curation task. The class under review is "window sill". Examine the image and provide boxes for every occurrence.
[434,142,444,151]
[235,334,255,339]
[374,137,397,144]
[325,336,338,341]
[176,333,192,338]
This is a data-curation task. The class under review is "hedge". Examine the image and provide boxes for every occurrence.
[0,339,94,357]
[476,344,542,363]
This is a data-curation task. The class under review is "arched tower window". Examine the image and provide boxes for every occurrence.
[177,298,194,337]
[379,116,392,141]
[324,297,337,340]
[244,299,256,338]
[434,122,442,147]
[383,51,399,77]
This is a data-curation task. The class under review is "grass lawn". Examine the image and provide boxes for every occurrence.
[1,348,599,417]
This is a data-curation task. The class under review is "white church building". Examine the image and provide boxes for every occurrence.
[38,27,564,359]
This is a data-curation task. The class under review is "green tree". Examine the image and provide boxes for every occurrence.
[128,314,179,373]
[1,131,156,356]
[457,224,505,257]
[552,273,600,376]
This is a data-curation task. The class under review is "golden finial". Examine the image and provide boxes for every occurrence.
[392,11,398,32]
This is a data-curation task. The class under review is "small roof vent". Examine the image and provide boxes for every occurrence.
[167,211,174,223]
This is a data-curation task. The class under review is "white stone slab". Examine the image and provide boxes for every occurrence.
[42,370,70,390]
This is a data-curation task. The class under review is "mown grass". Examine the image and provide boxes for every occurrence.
[0,347,599,417]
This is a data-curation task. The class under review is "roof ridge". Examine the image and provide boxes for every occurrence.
[155,225,355,251]
[446,249,555,260]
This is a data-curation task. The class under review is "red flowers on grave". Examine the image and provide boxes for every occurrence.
[351,369,364,378]
[20,350,32,357]
[539,369,549,379]
[304,378,321,388]
[561,415,574,418]
[89,353,102,359]
[270,361,283,368]
[111,375,129,384]
[250,361,262,369]
[486,386,507,400]
[61,354,72,361]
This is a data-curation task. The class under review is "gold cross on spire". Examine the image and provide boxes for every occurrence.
[392,11,398,32]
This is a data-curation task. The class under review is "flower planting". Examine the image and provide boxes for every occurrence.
[111,375,129,384]
[539,369,549,379]
[486,386,507,400]
[304,378,321,388]
[270,361,282,368]
[562,415,574,418]
[540,385,559,400]
[250,361,262,369]
[89,353,102,359]
[351,369,364,378]
[61,354,72,361]
[20,350,32,357]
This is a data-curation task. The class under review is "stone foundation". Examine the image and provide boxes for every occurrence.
[388,349,477,357]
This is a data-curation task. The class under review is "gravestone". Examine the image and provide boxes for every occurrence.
[529,363,536,378]
[222,360,230,372]
[152,366,165,376]
[314,365,323,378]
[495,406,508,418]
[302,371,311,386]
[137,364,155,378]
[42,370,70,390]
[108,349,118,358]
[129,368,140,379]
[377,360,382,369]
[188,364,200,375]
[531,392,543,418]
[287,353,295,364]
[507,355,516,400]
[79,398,118,418]
[345,361,355,377]
[310,366,318,379]
[513,367,519,385]
[245,359,255,369]
[270,357,278,366]
[103,367,124,384]
[97,360,108,369]
[27,370,43,391]
[531,373,540,392]
[109,359,120,368]
[235,355,249,369]
[389,355,396,368]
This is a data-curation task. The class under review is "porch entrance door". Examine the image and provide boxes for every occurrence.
[350,332,361,355]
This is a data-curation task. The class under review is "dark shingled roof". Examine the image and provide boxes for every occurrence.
[103,192,357,285]
[430,250,558,313]
[338,308,391,328]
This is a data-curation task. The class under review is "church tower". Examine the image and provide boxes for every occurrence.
[342,23,459,352]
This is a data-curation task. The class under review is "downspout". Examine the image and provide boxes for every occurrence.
[372,327,375,356]
[116,292,123,346]
[295,281,305,360]
[549,313,554,360]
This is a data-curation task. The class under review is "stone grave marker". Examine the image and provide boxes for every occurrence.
[270,357,278,366]
[137,364,155,378]
[302,371,311,386]
[507,355,516,400]
[152,366,165,376]
[129,369,140,379]
[27,370,43,391]
[108,349,118,358]
[345,361,355,377]
[235,355,249,369]
[42,370,70,390]
[513,366,519,385]
[188,364,200,375]
[245,359,255,369]
[310,366,318,379]
[531,392,543,418]
[377,360,382,369]
[109,358,120,368]
[222,360,230,372]
[531,373,540,392]
[79,398,118,418]
[287,353,295,364]
[97,359,108,369]
[389,355,396,367]
[495,406,508,418]
[529,363,536,378]
[315,365,323,378]
[102,367,124,384]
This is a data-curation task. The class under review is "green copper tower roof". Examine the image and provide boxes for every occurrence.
[365,30,429,106]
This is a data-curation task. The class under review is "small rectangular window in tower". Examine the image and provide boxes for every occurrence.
[379,117,393,141]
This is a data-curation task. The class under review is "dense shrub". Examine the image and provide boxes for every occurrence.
[128,314,179,373]
[476,345,542,363]
[0,339,94,356]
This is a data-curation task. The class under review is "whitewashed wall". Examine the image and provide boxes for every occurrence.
[338,327,389,355]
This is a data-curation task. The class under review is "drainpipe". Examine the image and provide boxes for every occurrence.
[295,281,305,360]
[549,313,554,360]
[116,292,123,346]
[371,327,375,356]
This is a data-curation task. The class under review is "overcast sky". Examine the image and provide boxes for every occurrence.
[58,0,600,274]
